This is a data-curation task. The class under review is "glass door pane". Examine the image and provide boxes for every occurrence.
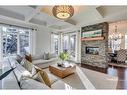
[19,30,30,55]
[63,35,69,52]
[2,27,18,57]
[70,34,76,59]
[54,34,59,54]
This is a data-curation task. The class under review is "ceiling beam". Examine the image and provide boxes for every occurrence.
[29,18,47,26]
[65,19,77,25]
[25,6,42,22]
[0,8,25,21]
[94,8,104,19]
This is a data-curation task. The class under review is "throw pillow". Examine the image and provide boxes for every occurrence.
[16,54,23,63]
[25,54,32,62]
[22,60,33,73]
[35,67,51,87]
[31,66,37,76]
[20,58,26,66]
[40,70,51,87]
[32,72,45,84]
[43,52,50,60]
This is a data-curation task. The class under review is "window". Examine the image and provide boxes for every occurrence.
[63,35,69,51]
[70,34,76,58]
[51,33,59,54]
[19,29,30,55]
[62,33,77,61]
[2,27,18,56]
[1,25,31,57]
[51,32,78,61]
[108,37,121,52]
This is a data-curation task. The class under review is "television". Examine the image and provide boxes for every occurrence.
[85,46,99,55]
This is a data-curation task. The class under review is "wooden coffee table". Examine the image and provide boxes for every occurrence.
[49,64,76,78]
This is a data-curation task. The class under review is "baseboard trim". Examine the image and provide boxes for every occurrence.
[81,63,107,73]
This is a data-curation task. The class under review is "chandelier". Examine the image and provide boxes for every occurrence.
[52,5,74,20]
[109,25,122,41]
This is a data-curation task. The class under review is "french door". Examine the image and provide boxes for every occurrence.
[1,26,31,57]
[63,33,77,61]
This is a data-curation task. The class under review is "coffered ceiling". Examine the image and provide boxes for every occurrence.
[0,6,127,31]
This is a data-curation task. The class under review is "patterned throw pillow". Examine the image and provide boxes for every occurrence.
[22,60,33,73]
[32,72,45,84]
[34,68,51,87]
[39,70,51,87]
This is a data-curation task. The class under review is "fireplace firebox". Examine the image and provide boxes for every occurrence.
[85,46,99,55]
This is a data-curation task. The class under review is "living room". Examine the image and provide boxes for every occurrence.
[1,5,127,90]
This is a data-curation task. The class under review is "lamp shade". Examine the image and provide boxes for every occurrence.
[52,5,74,20]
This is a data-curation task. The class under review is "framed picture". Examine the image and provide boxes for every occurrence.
[81,29,102,38]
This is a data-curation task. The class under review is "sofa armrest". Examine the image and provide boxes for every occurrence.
[20,78,50,89]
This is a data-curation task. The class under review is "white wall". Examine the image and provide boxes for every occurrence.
[35,26,52,55]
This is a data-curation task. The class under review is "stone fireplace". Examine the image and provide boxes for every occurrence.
[81,22,109,71]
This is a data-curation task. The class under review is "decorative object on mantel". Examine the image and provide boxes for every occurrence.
[52,5,74,20]
[81,29,104,41]
[57,61,72,68]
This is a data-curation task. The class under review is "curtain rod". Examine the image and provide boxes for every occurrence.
[0,22,37,30]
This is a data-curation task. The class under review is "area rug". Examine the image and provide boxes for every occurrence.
[43,66,118,89]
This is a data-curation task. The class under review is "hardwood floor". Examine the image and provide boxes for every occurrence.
[107,66,127,89]
[81,63,127,89]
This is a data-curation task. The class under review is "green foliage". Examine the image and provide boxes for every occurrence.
[59,52,69,61]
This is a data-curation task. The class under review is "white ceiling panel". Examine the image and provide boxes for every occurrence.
[0,6,34,17]
[0,6,127,31]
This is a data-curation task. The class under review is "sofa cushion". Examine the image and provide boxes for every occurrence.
[48,73,58,84]
[51,80,73,89]
[13,63,32,82]
[32,54,43,60]
[33,58,58,65]
[2,60,20,89]
[20,78,50,89]
[50,53,57,59]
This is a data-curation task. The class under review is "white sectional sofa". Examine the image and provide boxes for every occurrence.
[2,57,74,89]
[32,53,59,69]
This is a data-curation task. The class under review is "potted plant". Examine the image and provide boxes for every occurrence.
[59,50,69,65]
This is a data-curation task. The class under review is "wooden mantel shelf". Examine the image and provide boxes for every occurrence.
[81,37,104,41]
